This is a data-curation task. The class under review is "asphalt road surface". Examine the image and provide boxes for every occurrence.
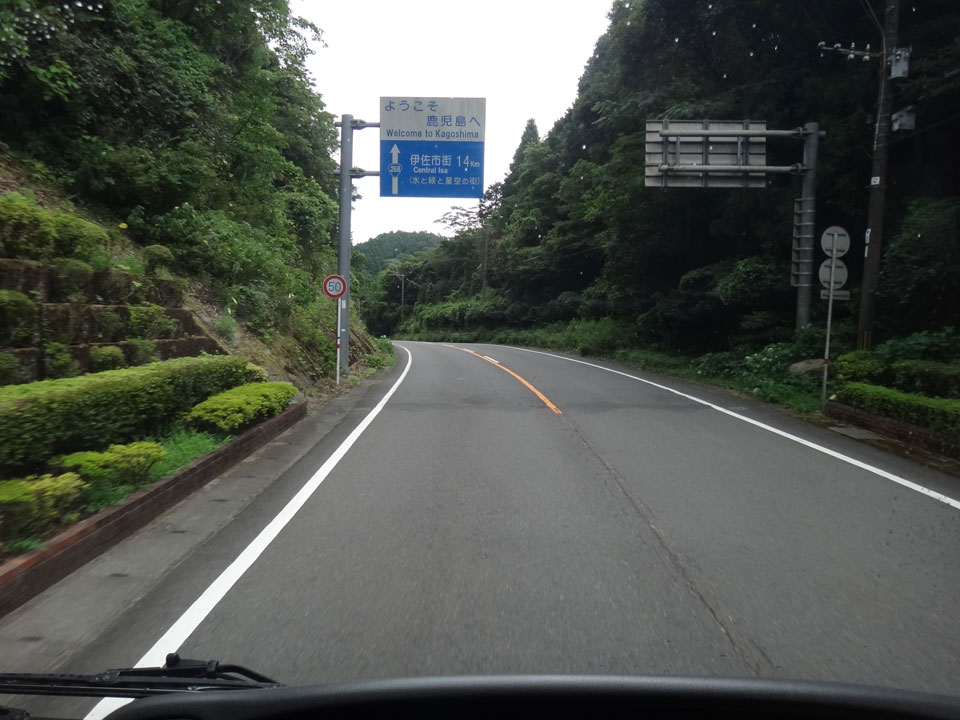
[4,341,960,717]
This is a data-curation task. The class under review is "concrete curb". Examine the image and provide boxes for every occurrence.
[0,400,308,618]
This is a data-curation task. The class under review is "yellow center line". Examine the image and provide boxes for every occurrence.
[444,344,562,415]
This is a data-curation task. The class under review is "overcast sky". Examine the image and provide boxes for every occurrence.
[296,1,613,245]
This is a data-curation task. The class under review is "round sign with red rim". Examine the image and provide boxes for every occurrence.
[322,274,347,299]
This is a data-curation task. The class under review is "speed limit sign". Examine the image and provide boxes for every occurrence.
[322,274,347,299]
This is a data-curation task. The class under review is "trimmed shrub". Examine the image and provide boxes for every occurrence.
[128,303,176,339]
[0,193,56,260]
[244,362,268,383]
[187,382,297,433]
[127,338,158,366]
[836,382,960,438]
[0,355,247,473]
[89,345,126,372]
[891,360,960,399]
[0,352,22,386]
[43,341,80,379]
[142,244,174,275]
[51,213,109,261]
[59,442,166,489]
[0,473,87,543]
[0,289,36,347]
[834,350,890,384]
[51,257,94,301]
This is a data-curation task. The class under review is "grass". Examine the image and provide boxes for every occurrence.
[83,483,139,514]
[78,427,230,514]
[1,425,235,557]
[149,426,232,480]
[213,314,239,341]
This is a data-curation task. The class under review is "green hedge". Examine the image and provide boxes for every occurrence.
[834,350,890,384]
[0,355,247,474]
[891,360,960,399]
[0,473,87,542]
[59,441,166,489]
[836,382,960,438]
[187,382,297,433]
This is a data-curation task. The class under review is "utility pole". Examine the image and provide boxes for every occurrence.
[858,0,901,349]
[480,229,488,302]
[390,270,415,324]
[336,114,353,378]
[334,115,379,377]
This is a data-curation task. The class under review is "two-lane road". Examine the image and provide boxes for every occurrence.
[5,341,960,717]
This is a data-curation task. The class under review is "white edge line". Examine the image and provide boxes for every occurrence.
[507,346,960,512]
[84,346,414,720]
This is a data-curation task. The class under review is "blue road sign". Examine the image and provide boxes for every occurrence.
[380,141,484,198]
[380,97,485,199]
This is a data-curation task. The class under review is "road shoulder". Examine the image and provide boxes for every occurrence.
[0,361,404,675]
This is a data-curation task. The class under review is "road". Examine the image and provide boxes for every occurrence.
[3,341,960,717]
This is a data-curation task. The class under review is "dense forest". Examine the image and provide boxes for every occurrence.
[2,0,958,408]
[1,0,344,371]
[359,0,960,387]
[353,231,442,276]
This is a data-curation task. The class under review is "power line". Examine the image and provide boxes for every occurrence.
[798,0,829,41]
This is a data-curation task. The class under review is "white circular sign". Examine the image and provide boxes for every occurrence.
[819,258,848,289]
[820,225,850,257]
[322,274,347,299]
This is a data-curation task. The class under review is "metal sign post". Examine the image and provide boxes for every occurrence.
[819,226,851,409]
[322,274,348,386]
[645,120,824,331]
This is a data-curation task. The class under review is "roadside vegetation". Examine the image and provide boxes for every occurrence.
[0,355,296,557]
[0,1,387,556]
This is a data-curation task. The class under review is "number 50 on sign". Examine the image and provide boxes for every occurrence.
[323,274,347,299]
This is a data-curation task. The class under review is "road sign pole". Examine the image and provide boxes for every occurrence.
[821,235,838,410]
[337,115,354,378]
[797,122,819,331]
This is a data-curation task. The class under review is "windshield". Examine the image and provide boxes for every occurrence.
[1,1,959,718]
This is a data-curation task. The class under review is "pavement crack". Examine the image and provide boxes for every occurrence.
[562,417,775,677]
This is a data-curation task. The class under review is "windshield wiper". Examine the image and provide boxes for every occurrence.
[0,654,282,699]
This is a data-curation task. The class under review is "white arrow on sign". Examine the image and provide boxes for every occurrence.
[390,144,400,195]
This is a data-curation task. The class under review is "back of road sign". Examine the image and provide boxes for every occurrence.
[380,97,485,198]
